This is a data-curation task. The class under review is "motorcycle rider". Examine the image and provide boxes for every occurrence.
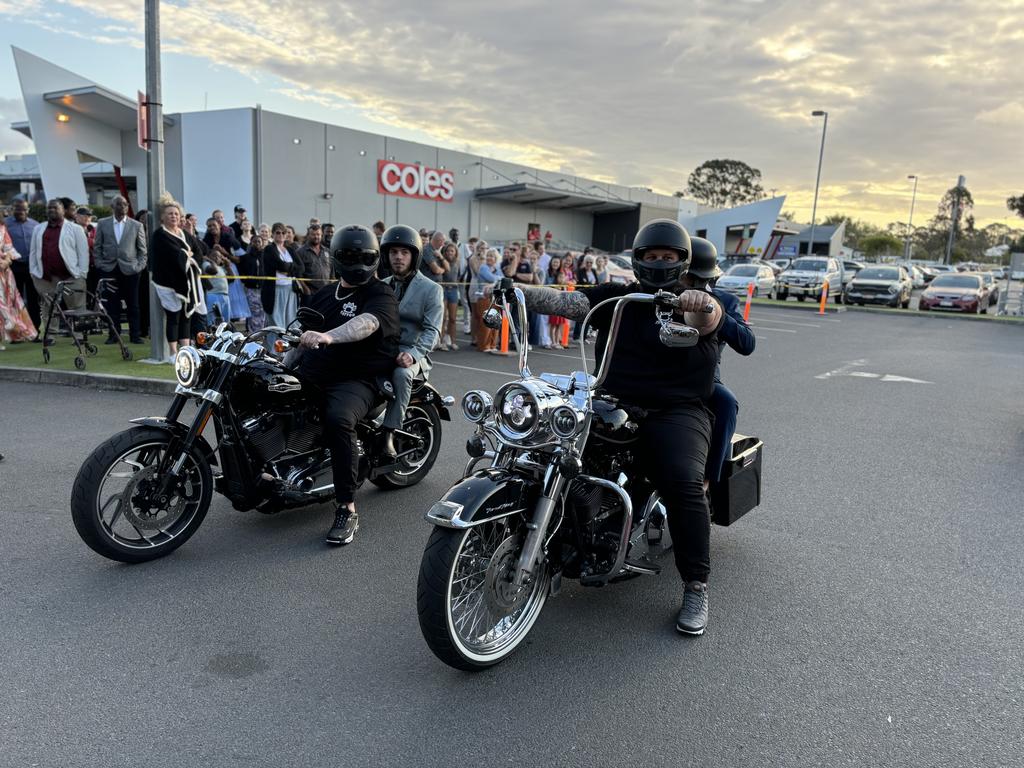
[295,225,401,545]
[378,225,444,458]
[519,219,724,635]
[684,238,755,489]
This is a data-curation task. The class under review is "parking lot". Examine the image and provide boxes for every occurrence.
[2,306,1022,767]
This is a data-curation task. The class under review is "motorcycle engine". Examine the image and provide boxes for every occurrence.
[240,410,323,464]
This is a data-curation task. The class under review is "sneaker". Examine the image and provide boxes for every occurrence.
[326,508,358,545]
[675,581,709,635]
[448,341,460,351]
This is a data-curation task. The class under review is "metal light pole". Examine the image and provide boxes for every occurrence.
[145,0,166,363]
[904,174,918,261]
[807,110,828,256]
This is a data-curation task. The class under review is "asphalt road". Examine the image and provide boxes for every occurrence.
[2,306,1022,767]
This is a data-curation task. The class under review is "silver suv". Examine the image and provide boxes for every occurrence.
[778,257,845,304]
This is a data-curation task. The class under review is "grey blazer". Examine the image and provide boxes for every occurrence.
[93,216,148,275]
[384,271,444,371]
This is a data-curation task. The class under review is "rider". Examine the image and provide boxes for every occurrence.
[519,219,724,635]
[296,225,400,546]
[377,225,444,458]
[685,238,755,488]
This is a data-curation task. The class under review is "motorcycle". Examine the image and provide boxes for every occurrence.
[417,281,763,670]
[72,308,452,563]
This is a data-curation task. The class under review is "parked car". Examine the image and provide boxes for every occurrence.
[843,266,913,308]
[717,263,777,298]
[752,258,786,278]
[768,257,792,271]
[778,257,845,303]
[918,273,988,313]
[841,260,865,293]
[973,271,999,306]
[905,264,927,288]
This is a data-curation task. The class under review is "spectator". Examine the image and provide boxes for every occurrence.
[322,223,335,247]
[202,246,233,325]
[237,219,254,250]
[545,255,567,349]
[438,241,461,350]
[284,225,298,250]
[261,222,303,334]
[59,197,76,224]
[459,234,476,265]
[0,220,37,346]
[150,193,206,360]
[372,221,385,241]
[576,253,598,286]
[471,248,501,352]
[595,254,611,284]
[203,217,226,258]
[464,239,488,335]
[73,206,100,298]
[535,239,552,272]
[135,208,152,337]
[295,223,331,297]
[3,199,40,328]
[184,213,200,234]
[211,209,242,252]
[93,195,147,344]
[29,199,90,344]
[229,205,248,241]
[419,230,447,282]
[239,233,266,333]
[258,222,271,241]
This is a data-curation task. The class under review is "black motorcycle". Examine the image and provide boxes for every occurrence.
[417,282,763,670]
[72,309,451,563]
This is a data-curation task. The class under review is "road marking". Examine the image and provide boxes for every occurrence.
[848,371,881,378]
[879,374,932,383]
[815,360,932,384]
[432,360,518,376]
[753,327,797,333]
[751,317,822,328]
[816,360,868,379]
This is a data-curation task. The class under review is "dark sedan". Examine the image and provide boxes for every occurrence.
[919,274,988,314]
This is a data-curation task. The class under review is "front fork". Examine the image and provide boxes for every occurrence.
[513,464,566,588]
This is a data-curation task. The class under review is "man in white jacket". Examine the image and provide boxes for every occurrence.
[29,198,90,343]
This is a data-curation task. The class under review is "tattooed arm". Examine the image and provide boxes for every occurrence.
[299,313,381,348]
[518,285,592,322]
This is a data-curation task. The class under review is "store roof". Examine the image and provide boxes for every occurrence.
[42,86,175,131]
[474,183,639,214]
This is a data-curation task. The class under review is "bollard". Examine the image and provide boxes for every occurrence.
[818,280,829,315]
[743,281,754,322]
[561,284,574,347]
[499,312,510,355]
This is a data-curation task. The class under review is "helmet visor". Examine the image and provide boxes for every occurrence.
[335,248,378,267]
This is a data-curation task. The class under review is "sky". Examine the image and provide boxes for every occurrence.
[0,0,1021,228]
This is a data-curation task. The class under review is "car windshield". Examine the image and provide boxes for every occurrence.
[728,266,759,277]
[790,259,827,271]
[932,275,980,288]
[857,268,899,280]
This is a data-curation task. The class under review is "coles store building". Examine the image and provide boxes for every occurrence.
[11,48,682,252]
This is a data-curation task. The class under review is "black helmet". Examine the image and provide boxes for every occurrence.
[379,224,423,273]
[331,225,380,286]
[631,219,692,290]
[688,237,722,280]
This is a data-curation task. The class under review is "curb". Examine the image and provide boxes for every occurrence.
[0,365,176,395]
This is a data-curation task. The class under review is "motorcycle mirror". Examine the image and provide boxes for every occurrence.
[296,307,325,330]
[482,307,504,330]
[658,322,700,348]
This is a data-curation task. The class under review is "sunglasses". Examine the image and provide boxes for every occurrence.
[273,230,286,235]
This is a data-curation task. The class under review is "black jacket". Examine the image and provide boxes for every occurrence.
[260,243,303,316]
[151,226,203,299]
[239,245,264,291]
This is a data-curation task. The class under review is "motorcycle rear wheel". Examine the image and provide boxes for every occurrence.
[71,427,213,563]
[418,518,550,671]
[370,403,442,489]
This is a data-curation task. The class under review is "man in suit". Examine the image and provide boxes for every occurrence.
[93,195,148,343]
[29,198,91,344]
[379,224,444,458]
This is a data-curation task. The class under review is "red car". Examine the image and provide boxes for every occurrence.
[918,273,987,313]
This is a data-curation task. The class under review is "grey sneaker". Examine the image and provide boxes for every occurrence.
[675,581,709,635]
[326,508,358,545]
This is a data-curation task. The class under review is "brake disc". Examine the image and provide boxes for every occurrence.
[122,465,187,532]
[484,535,530,615]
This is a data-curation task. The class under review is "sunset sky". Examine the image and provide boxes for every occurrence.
[1,0,1021,228]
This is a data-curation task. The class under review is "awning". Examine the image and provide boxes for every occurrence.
[11,120,32,139]
[43,86,175,131]
[474,183,638,214]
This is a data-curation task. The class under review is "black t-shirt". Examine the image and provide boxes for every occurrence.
[580,283,722,409]
[298,279,400,386]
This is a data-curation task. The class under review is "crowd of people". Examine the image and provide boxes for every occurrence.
[1,192,620,359]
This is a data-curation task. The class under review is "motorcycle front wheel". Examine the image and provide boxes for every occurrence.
[71,427,213,563]
[417,517,550,671]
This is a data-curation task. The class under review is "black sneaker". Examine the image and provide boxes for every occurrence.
[325,508,358,545]
[675,581,709,636]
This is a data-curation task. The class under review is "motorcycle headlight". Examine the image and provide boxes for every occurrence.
[497,385,539,437]
[174,347,204,388]
[461,390,492,423]
[551,405,582,439]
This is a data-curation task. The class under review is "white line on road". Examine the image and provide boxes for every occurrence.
[432,360,518,376]
[751,317,822,328]
[753,327,797,333]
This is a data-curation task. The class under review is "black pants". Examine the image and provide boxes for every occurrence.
[163,308,190,343]
[323,380,377,505]
[99,268,140,341]
[636,402,712,583]
[11,265,40,328]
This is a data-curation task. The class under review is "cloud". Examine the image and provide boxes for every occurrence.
[9,0,1024,225]
[0,96,34,156]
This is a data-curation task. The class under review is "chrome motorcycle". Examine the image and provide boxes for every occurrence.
[72,309,451,563]
[417,282,763,670]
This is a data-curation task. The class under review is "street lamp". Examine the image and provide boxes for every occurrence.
[807,110,828,256]
[904,174,918,261]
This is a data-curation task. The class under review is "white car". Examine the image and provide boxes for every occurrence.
[716,264,777,298]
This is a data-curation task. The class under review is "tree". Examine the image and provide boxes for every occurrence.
[859,232,904,259]
[1008,194,1024,219]
[685,159,765,209]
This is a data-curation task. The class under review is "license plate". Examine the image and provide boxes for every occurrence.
[940,300,953,307]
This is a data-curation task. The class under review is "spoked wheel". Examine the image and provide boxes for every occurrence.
[418,517,550,671]
[371,403,442,489]
[71,427,213,563]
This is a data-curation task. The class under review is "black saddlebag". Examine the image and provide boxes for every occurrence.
[710,434,763,526]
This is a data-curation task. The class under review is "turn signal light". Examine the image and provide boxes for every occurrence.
[274,339,288,354]
[195,332,208,346]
